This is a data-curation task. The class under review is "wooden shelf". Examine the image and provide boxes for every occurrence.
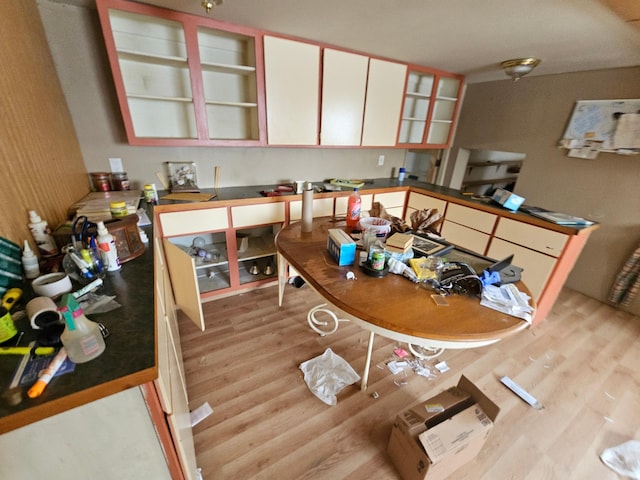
[200,61,256,74]
[117,49,187,66]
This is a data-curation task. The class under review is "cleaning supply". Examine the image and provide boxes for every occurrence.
[346,188,361,230]
[398,167,406,182]
[21,240,40,279]
[28,210,58,257]
[96,221,120,271]
[59,293,105,363]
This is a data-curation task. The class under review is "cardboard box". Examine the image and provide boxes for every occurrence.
[492,188,525,212]
[387,376,499,480]
[327,228,356,266]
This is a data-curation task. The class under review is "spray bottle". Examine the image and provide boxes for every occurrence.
[59,293,105,363]
[28,210,58,257]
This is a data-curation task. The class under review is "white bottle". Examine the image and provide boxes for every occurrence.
[28,210,58,257]
[96,221,121,271]
[22,240,40,279]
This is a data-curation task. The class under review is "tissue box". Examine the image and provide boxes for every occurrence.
[327,229,356,266]
[492,188,525,212]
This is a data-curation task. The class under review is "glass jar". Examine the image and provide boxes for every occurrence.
[111,172,130,191]
[109,201,128,218]
[90,172,111,192]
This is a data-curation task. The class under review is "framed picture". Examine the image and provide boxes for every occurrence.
[410,234,454,257]
[167,162,200,192]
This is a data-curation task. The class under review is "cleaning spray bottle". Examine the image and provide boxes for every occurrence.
[59,293,105,363]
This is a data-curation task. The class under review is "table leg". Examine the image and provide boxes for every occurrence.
[277,253,287,307]
[361,331,375,392]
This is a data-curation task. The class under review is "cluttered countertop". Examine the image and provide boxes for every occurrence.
[0,214,154,434]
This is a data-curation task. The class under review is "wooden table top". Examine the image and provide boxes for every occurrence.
[275,217,531,345]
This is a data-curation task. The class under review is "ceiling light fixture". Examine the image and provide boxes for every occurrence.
[500,58,541,82]
[201,0,223,14]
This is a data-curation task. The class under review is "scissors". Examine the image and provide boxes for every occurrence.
[71,216,96,249]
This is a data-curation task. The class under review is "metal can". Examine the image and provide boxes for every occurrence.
[370,247,386,271]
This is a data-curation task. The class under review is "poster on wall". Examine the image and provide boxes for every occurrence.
[559,99,640,158]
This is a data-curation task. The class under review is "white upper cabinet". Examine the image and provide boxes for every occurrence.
[263,35,320,145]
[320,49,369,146]
[361,59,407,146]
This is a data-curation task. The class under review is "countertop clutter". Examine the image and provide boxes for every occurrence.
[0,224,154,434]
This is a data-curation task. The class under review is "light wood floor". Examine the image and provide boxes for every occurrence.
[178,284,640,480]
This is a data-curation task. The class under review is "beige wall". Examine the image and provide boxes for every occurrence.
[0,2,89,248]
[37,1,405,190]
[450,68,640,315]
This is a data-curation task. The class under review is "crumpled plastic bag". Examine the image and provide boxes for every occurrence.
[299,348,360,405]
[600,440,640,479]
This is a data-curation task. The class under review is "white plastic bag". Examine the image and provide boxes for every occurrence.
[299,348,360,406]
[600,440,640,479]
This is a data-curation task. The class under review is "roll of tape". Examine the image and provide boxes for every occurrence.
[31,273,72,299]
[26,296,61,330]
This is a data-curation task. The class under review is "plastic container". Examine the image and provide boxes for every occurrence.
[96,221,121,271]
[110,201,128,218]
[111,172,130,191]
[21,240,40,279]
[346,188,362,230]
[59,293,105,363]
[28,210,58,257]
[90,172,111,192]
[144,183,158,205]
[398,167,406,182]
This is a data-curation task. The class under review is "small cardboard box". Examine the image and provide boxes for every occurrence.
[327,228,356,266]
[492,188,525,212]
[387,376,499,480]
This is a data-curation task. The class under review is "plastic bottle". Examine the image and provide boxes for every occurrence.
[21,240,40,279]
[96,221,121,272]
[59,293,105,363]
[28,210,58,257]
[398,167,406,182]
[346,188,362,230]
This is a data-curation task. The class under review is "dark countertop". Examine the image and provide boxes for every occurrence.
[158,177,598,234]
[0,225,155,434]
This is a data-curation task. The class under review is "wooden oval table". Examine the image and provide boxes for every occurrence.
[275,217,532,390]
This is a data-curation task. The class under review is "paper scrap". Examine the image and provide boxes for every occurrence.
[190,402,214,427]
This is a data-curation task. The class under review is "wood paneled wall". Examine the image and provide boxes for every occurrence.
[0,1,89,249]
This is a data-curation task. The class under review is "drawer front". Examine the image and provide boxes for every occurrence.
[159,208,229,237]
[407,192,447,213]
[440,220,490,254]
[488,237,557,300]
[445,203,497,234]
[373,191,406,209]
[290,197,334,220]
[232,203,286,228]
[494,218,568,257]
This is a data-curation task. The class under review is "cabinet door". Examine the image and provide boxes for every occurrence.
[373,191,407,218]
[488,237,557,300]
[231,202,286,228]
[320,49,368,145]
[440,220,491,254]
[335,194,374,218]
[426,76,462,146]
[159,207,229,237]
[404,192,447,227]
[289,197,335,221]
[264,36,320,145]
[163,239,205,331]
[361,59,407,146]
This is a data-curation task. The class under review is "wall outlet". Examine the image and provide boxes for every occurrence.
[378,155,385,166]
[109,157,123,172]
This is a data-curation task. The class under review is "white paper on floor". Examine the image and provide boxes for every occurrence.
[299,348,360,406]
[190,402,214,427]
[600,440,640,479]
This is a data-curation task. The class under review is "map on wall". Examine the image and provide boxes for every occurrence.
[559,99,640,158]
